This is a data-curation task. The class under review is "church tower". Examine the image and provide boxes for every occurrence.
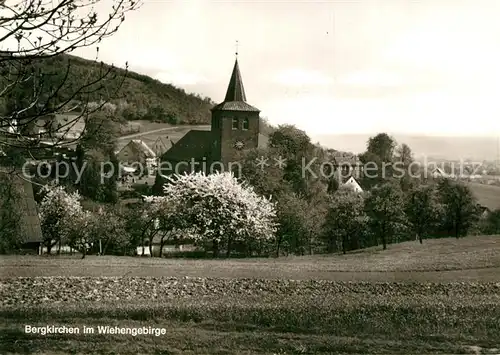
[211,53,260,168]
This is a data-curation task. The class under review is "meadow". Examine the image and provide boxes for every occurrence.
[468,182,500,211]
[115,122,210,153]
[2,237,500,354]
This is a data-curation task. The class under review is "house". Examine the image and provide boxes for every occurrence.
[341,175,363,193]
[0,168,43,254]
[152,137,175,157]
[431,167,448,179]
[31,113,85,139]
[116,140,157,175]
[477,204,491,219]
[323,149,362,178]
[159,55,268,177]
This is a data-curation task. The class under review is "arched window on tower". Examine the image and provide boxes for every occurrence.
[242,118,249,130]
[232,117,238,130]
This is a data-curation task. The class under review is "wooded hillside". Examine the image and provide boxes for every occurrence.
[1,54,215,126]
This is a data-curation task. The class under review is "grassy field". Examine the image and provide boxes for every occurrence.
[115,123,210,153]
[468,182,500,211]
[2,236,500,354]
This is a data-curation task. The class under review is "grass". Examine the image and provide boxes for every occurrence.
[3,236,500,280]
[3,236,500,354]
[468,182,500,210]
[115,124,210,153]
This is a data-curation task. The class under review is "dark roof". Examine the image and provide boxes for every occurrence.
[211,101,260,112]
[0,169,43,243]
[211,58,260,113]
[225,59,246,102]
[327,150,359,166]
[161,130,213,162]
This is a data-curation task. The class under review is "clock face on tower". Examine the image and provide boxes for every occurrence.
[234,141,244,150]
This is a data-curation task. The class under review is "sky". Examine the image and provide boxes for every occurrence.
[69,0,500,137]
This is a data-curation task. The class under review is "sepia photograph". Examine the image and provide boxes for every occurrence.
[1,0,500,353]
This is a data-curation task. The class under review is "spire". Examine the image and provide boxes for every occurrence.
[224,55,247,102]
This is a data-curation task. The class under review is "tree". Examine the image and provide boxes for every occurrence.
[38,183,83,254]
[66,209,94,259]
[323,188,367,254]
[275,192,308,256]
[269,124,313,196]
[366,133,397,163]
[481,209,500,235]
[240,147,289,199]
[0,0,139,150]
[326,176,339,194]
[437,179,480,238]
[405,184,441,244]
[89,207,128,255]
[394,143,416,191]
[152,172,278,258]
[364,181,406,250]
[359,133,397,190]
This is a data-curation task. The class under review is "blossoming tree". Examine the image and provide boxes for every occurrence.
[38,184,85,254]
[146,171,278,257]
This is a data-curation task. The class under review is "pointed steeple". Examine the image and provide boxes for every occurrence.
[224,59,247,102]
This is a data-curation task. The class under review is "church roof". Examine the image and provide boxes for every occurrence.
[211,101,260,112]
[225,58,246,102]
[161,130,213,162]
[211,58,260,113]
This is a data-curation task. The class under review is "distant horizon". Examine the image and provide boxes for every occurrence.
[76,51,500,142]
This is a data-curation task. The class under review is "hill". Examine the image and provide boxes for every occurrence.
[468,182,500,211]
[2,54,215,126]
[312,133,500,161]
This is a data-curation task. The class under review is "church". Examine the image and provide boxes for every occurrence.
[158,55,268,177]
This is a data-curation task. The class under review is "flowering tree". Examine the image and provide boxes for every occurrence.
[148,171,278,258]
[38,183,83,254]
[66,209,94,258]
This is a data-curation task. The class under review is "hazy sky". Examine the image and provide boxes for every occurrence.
[74,0,500,137]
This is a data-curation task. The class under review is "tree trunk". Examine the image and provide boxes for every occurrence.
[381,223,387,250]
[57,240,62,255]
[102,239,110,256]
[159,236,166,258]
[226,237,232,258]
[418,234,423,244]
[276,237,281,257]
[81,246,86,259]
[213,239,219,258]
[342,235,347,254]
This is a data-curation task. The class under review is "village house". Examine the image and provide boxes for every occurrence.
[116,139,157,176]
[152,136,175,157]
[342,175,363,193]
